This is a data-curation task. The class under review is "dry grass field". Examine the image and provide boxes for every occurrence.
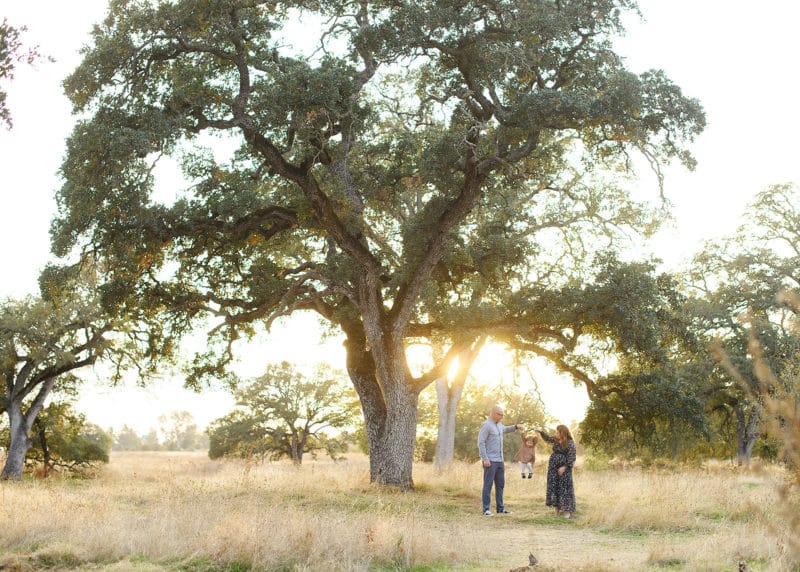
[0,451,797,571]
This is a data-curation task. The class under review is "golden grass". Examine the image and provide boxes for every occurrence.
[0,451,798,571]
[712,311,800,566]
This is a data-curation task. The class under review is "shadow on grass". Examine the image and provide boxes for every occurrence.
[514,513,578,526]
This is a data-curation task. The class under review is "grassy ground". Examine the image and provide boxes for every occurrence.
[0,451,797,571]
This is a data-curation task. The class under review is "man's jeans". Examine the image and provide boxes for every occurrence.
[482,461,506,512]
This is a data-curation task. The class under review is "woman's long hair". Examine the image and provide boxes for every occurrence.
[556,425,573,449]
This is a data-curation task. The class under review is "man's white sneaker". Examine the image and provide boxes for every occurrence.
[483,509,493,516]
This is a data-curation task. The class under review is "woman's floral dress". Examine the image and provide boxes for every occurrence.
[540,430,576,513]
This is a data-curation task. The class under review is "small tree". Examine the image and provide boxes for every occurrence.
[27,402,112,477]
[112,424,145,451]
[141,428,161,451]
[432,340,485,470]
[564,256,711,461]
[207,362,354,464]
[158,410,208,451]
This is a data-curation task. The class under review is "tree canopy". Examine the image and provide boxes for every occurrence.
[52,0,704,487]
[581,184,800,462]
[1,263,155,480]
[0,17,49,128]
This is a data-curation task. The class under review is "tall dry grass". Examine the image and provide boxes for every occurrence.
[712,291,800,567]
[0,451,797,571]
[578,461,795,570]
[0,452,486,571]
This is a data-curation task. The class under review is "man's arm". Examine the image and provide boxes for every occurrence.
[502,423,523,434]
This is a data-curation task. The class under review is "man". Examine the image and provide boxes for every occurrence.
[478,405,523,516]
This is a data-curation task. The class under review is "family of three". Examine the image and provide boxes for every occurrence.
[477,404,576,518]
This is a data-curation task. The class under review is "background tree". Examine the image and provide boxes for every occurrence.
[207,361,354,464]
[685,183,800,466]
[427,338,485,470]
[112,424,145,451]
[1,400,112,477]
[0,264,153,480]
[53,0,704,488]
[158,410,208,451]
[28,402,112,477]
[141,427,162,451]
[574,256,712,460]
[581,184,800,464]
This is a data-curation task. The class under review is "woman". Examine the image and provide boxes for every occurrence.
[536,424,576,518]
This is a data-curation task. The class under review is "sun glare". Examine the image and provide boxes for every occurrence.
[405,340,590,426]
[468,343,591,425]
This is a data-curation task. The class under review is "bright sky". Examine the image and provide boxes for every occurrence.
[2,1,799,433]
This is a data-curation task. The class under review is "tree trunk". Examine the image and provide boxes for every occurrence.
[296,431,305,465]
[290,430,300,464]
[1,402,33,480]
[2,374,57,480]
[343,326,418,489]
[434,376,462,470]
[36,420,52,478]
[367,381,418,489]
[434,341,484,470]
[735,404,760,467]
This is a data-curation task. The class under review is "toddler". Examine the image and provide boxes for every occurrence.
[513,431,538,478]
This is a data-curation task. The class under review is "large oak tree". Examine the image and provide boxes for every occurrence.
[52,0,704,487]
